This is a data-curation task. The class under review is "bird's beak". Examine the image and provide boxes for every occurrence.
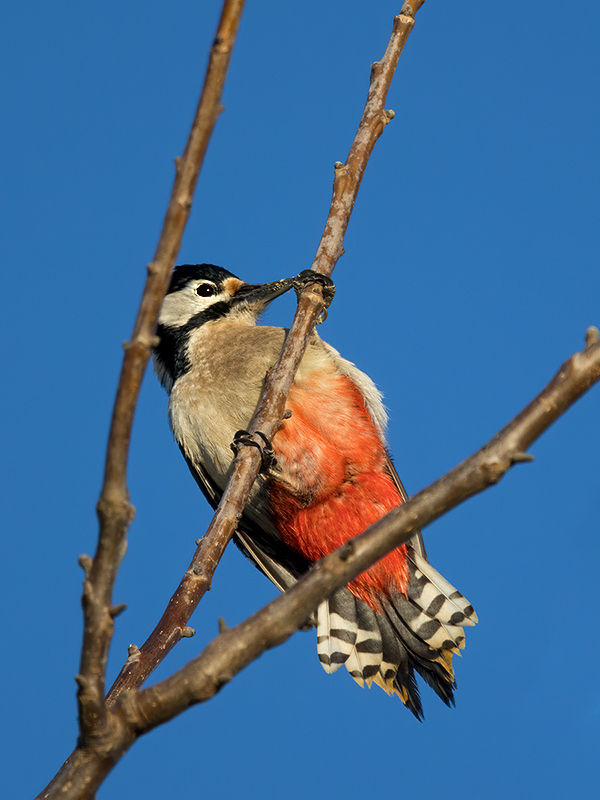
[232,277,296,312]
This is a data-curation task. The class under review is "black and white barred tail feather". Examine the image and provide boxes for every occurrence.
[156,269,477,718]
[316,544,477,719]
[177,452,477,718]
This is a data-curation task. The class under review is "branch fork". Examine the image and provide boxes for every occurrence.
[37,2,600,797]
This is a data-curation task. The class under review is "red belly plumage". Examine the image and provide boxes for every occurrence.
[270,370,408,611]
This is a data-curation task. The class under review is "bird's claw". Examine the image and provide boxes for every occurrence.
[293,269,336,307]
[230,430,277,473]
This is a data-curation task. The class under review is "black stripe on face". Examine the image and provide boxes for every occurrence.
[155,301,230,385]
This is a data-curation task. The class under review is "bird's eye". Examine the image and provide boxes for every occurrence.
[196,283,216,297]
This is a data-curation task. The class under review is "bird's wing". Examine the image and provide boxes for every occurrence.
[383,452,427,560]
[178,442,309,591]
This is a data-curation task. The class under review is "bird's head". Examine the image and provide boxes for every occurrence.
[153,263,294,390]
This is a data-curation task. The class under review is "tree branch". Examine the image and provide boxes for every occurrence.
[44,331,600,799]
[123,331,600,730]
[106,3,425,702]
[38,2,246,799]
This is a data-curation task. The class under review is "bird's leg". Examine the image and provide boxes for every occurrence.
[293,269,336,307]
[230,430,277,474]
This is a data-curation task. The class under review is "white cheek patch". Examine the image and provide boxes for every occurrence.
[158,286,219,328]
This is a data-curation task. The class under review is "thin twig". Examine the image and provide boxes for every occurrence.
[107,4,425,702]
[42,333,600,797]
[38,3,246,799]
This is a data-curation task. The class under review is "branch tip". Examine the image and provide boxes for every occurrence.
[74,674,88,689]
[78,554,93,575]
[370,61,382,80]
[218,617,228,633]
[127,643,140,657]
[585,326,599,348]
[110,603,127,619]
[511,451,535,464]
[181,626,195,638]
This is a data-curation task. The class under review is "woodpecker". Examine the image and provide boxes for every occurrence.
[154,263,477,719]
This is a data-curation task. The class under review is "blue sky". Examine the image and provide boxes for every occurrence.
[3,2,599,798]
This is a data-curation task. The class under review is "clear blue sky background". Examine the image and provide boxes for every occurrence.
[3,2,599,798]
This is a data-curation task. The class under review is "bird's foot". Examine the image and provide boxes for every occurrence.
[230,430,277,473]
[293,270,336,307]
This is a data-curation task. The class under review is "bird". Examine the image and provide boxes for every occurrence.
[153,263,477,719]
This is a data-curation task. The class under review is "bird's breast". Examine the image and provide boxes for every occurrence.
[168,320,333,487]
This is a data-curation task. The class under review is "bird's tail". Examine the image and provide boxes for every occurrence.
[316,544,477,719]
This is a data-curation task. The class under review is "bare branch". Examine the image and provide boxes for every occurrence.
[106,6,425,702]
[586,325,599,348]
[124,334,600,729]
[38,2,247,798]
[42,333,600,798]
